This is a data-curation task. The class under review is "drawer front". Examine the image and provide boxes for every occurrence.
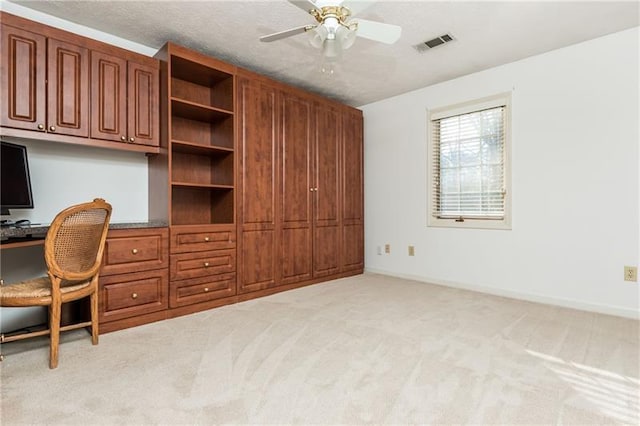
[102,228,168,276]
[170,227,236,254]
[170,249,236,281]
[99,269,168,323]
[170,273,236,308]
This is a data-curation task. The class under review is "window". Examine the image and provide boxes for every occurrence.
[428,93,511,229]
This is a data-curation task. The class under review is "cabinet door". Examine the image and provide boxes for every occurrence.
[341,108,364,272]
[279,92,313,285]
[47,38,89,137]
[127,61,159,146]
[0,25,46,132]
[90,51,127,142]
[237,77,279,293]
[314,102,342,277]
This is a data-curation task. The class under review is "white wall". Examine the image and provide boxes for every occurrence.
[362,27,639,318]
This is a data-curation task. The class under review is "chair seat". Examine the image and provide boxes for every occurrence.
[0,276,91,302]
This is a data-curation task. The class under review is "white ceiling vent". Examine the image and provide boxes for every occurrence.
[414,34,455,52]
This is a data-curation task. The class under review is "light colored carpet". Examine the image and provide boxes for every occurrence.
[1,273,638,425]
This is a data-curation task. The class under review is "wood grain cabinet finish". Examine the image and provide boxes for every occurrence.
[170,225,236,254]
[170,249,236,281]
[169,272,236,308]
[99,269,168,323]
[0,12,159,154]
[0,25,90,137]
[98,228,169,325]
[341,108,365,272]
[0,24,46,131]
[237,76,279,294]
[90,52,159,147]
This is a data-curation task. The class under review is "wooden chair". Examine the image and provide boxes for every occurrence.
[0,199,112,368]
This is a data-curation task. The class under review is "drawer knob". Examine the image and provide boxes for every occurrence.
[131,293,138,299]
[204,262,210,268]
[204,237,210,242]
[132,248,138,254]
[204,287,209,292]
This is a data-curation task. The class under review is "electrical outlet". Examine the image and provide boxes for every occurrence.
[384,244,390,254]
[624,266,637,282]
[408,245,415,256]
[376,246,382,255]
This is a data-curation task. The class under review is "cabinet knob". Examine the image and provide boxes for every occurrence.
[0,279,4,286]
[204,237,210,242]
[129,137,135,143]
[204,262,210,268]
[37,124,45,130]
[121,135,127,141]
[131,293,138,299]
[204,287,209,292]
[310,188,314,192]
[49,126,56,132]
[131,248,138,254]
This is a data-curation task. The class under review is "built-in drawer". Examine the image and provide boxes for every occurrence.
[99,269,168,323]
[102,228,169,276]
[169,273,236,308]
[170,249,236,281]
[170,225,236,254]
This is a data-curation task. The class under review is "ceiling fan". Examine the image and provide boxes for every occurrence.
[260,0,402,60]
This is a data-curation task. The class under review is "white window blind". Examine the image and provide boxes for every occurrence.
[431,105,506,220]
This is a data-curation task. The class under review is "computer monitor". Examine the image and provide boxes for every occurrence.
[1,141,34,216]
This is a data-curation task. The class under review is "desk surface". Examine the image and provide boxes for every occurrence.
[0,220,167,249]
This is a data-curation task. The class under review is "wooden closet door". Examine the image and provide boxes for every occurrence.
[0,25,46,132]
[279,92,313,285]
[90,51,127,142]
[341,108,364,272]
[47,38,89,137]
[237,77,279,293]
[313,101,341,278]
[127,61,159,146]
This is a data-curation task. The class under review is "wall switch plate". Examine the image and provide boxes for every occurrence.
[408,245,415,256]
[376,246,382,255]
[384,244,390,254]
[624,266,637,282]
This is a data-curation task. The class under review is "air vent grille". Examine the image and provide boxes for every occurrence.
[414,33,455,52]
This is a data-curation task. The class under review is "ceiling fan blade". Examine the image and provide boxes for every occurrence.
[260,25,313,42]
[288,0,319,14]
[353,18,401,44]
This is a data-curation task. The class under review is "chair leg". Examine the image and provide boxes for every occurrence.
[90,291,99,345]
[49,300,61,369]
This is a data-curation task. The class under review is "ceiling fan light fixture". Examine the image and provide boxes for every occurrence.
[336,25,357,50]
[308,24,328,48]
[323,38,342,60]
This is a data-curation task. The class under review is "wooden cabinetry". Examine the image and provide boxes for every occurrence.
[1,24,89,137]
[99,228,169,330]
[0,12,159,154]
[90,52,159,147]
[237,71,364,294]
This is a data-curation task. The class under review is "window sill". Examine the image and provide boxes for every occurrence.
[427,217,512,230]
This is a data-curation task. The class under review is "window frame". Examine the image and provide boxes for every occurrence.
[427,93,512,230]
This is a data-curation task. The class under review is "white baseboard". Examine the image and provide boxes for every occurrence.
[364,268,639,320]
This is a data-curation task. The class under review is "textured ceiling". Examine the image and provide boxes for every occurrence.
[8,0,640,106]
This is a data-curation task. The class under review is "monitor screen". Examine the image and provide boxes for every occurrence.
[1,141,34,214]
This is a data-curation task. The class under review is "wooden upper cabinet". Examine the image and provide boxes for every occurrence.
[47,38,90,137]
[90,51,127,142]
[0,25,46,132]
[90,52,159,147]
[127,61,159,147]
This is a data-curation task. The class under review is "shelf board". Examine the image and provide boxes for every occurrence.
[171,139,233,156]
[171,98,233,122]
[172,182,234,190]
